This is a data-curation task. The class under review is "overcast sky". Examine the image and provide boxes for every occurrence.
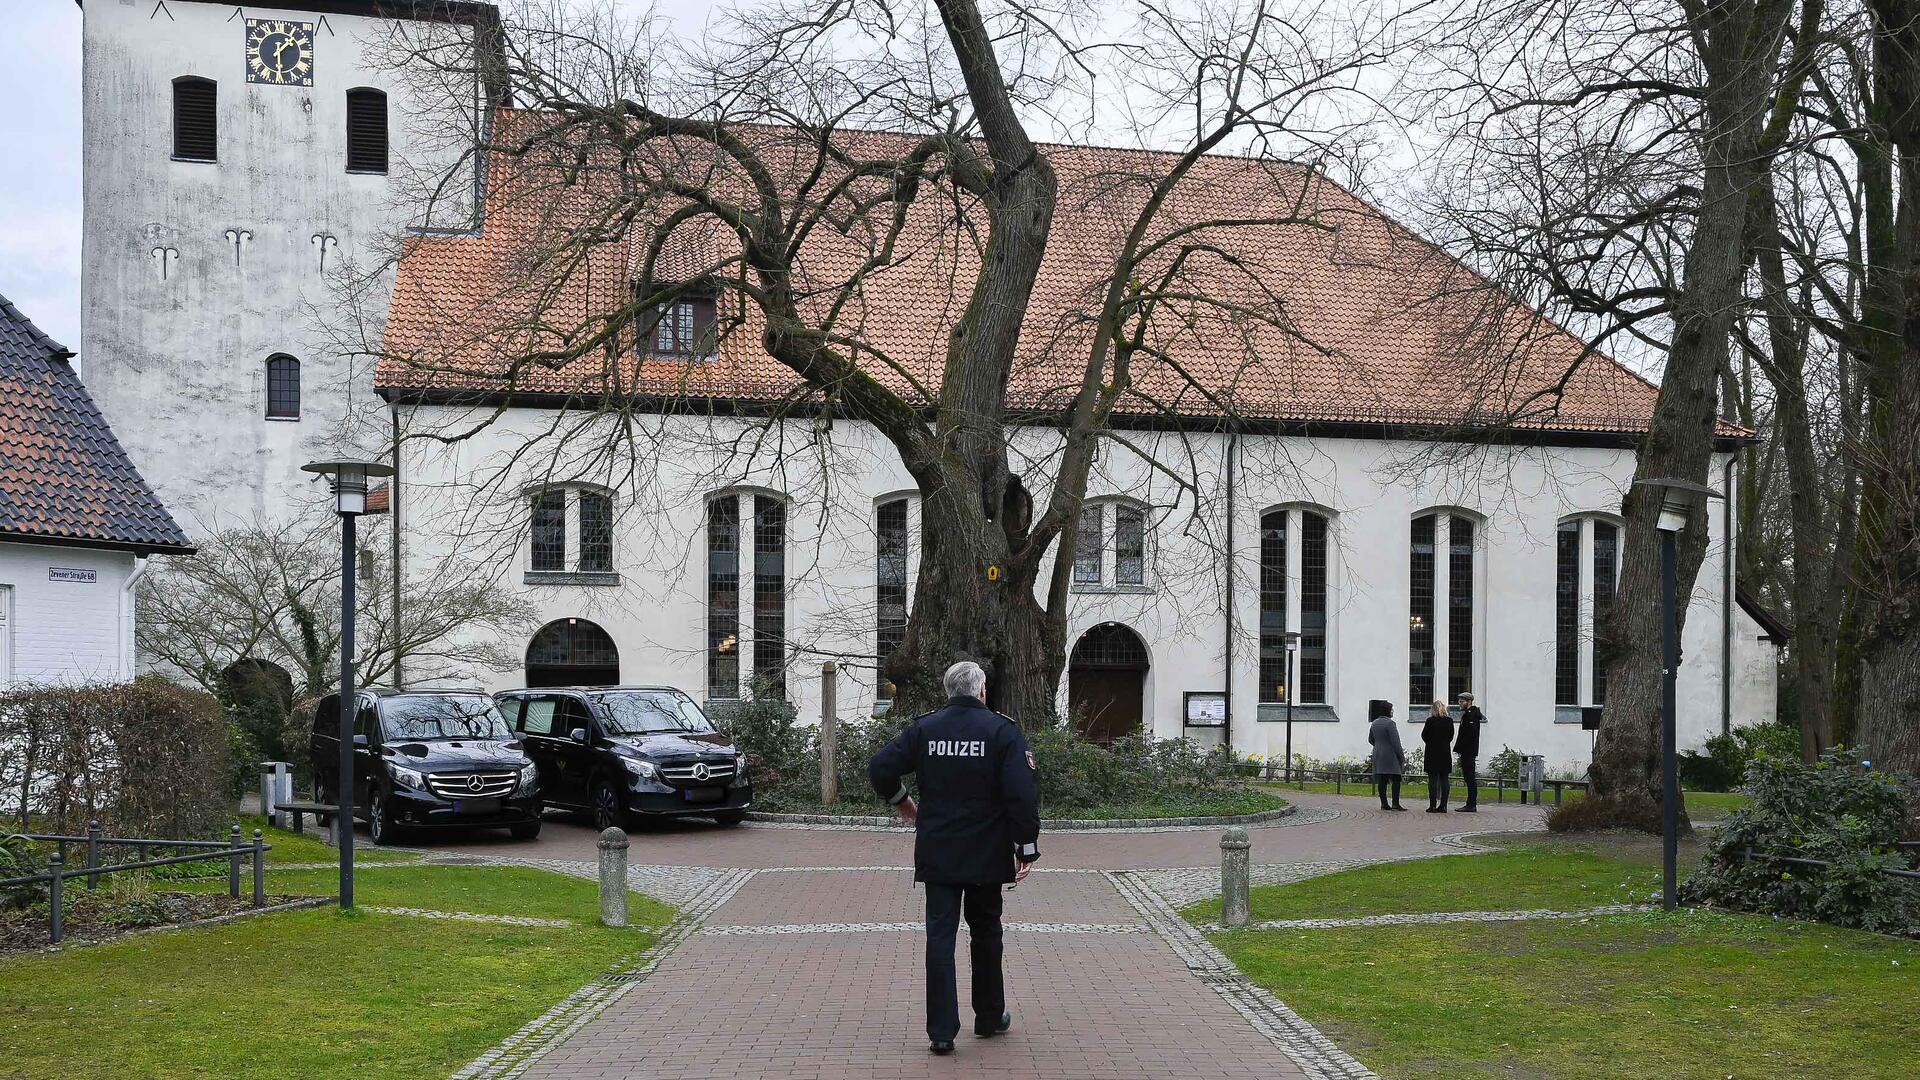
[1,1,83,348]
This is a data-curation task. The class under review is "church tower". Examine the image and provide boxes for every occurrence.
[78,0,495,527]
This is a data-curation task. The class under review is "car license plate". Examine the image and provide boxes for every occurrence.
[682,787,723,803]
[454,798,502,815]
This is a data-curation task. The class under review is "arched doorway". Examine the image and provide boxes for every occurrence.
[525,618,620,687]
[1068,623,1149,744]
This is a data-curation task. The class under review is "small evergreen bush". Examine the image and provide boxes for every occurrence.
[1678,722,1800,792]
[0,835,48,910]
[1681,749,1919,935]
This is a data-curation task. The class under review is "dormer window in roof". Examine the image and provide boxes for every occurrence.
[641,291,717,360]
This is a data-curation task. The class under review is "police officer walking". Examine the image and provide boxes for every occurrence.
[868,660,1041,1056]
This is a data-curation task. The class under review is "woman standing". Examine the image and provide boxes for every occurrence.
[1366,699,1407,811]
[1421,700,1455,813]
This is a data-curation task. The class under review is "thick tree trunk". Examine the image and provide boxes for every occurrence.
[1856,2,1920,790]
[1580,3,1793,831]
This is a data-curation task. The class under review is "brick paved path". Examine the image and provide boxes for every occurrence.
[434,793,1544,1079]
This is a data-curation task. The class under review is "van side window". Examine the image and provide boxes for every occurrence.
[496,698,522,730]
[355,702,377,740]
[520,698,557,737]
[559,698,594,739]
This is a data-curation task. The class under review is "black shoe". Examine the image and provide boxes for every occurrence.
[1391,804,1407,811]
[1426,807,1442,813]
[1379,803,1392,811]
[930,1040,955,1055]
[976,1012,1012,1038]
[1457,806,1477,813]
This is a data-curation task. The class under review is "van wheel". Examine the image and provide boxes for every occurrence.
[369,790,406,846]
[591,781,630,833]
[313,777,335,828]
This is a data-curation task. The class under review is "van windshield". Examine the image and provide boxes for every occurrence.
[593,691,714,736]
[381,695,513,741]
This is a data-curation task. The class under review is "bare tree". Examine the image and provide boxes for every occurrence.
[366,0,1414,721]
[139,515,538,697]
[1412,0,1822,827]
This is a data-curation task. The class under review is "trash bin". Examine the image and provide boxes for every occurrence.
[260,761,292,827]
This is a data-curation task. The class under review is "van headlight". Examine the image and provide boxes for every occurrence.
[389,764,425,791]
[734,752,749,777]
[515,762,538,795]
[622,757,659,781]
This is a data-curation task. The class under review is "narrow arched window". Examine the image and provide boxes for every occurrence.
[1556,515,1623,708]
[173,77,217,162]
[345,88,388,173]
[264,354,300,418]
[1259,507,1332,706]
[1409,510,1481,707]
[578,491,613,573]
[876,498,910,700]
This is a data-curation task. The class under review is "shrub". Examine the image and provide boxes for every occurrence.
[1486,745,1527,781]
[1678,722,1800,792]
[1680,749,1920,935]
[0,835,48,910]
[710,691,808,791]
[0,678,231,839]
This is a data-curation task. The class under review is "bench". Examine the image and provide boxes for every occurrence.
[274,800,339,836]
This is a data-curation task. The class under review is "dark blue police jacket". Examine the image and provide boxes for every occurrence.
[868,695,1041,885]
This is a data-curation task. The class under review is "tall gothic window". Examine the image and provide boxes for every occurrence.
[1300,511,1329,703]
[1115,505,1146,585]
[1448,515,1475,700]
[1556,515,1624,709]
[707,498,740,698]
[1555,521,1581,705]
[753,496,787,696]
[1408,515,1436,704]
[1260,506,1333,706]
[1258,510,1289,705]
[876,499,910,701]
[530,491,567,572]
[1409,511,1479,707]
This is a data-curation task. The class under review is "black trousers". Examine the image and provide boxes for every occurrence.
[924,882,1005,1042]
[1429,769,1452,809]
[1458,755,1478,808]
[1374,774,1401,807]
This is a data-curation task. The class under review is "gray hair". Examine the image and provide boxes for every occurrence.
[943,660,987,700]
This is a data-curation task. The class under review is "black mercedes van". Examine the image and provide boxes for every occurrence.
[308,688,543,844]
[493,686,752,830]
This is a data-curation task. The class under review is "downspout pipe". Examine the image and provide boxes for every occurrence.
[1722,455,1734,735]
[120,556,150,682]
[1223,432,1238,752]
[391,403,404,690]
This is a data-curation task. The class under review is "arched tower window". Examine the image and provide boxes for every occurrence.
[172,76,217,162]
[1409,510,1482,707]
[265,355,300,418]
[1258,506,1333,706]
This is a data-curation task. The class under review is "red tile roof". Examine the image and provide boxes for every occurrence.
[0,294,194,553]
[377,112,1730,440]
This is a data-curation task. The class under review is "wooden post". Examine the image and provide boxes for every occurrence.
[819,662,839,806]
[252,829,266,908]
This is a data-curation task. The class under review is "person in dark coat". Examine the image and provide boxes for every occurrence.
[1366,699,1407,810]
[869,660,1041,1056]
[1420,700,1455,812]
[1454,692,1485,812]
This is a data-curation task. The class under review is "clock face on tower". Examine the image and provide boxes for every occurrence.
[245,19,316,86]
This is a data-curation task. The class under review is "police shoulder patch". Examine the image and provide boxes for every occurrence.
[992,710,1018,726]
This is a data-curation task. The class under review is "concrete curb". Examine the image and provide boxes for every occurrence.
[747,803,1298,831]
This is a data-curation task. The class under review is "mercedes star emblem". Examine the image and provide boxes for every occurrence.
[467,775,486,792]
[691,762,711,781]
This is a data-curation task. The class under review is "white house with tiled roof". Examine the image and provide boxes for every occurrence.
[0,294,193,688]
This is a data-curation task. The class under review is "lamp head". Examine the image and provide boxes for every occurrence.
[302,459,395,516]
[1283,630,1301,653]
[1632,477,1722,534]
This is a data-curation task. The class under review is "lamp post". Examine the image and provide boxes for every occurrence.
[302,459,394,910]
[1631,476,1721,911]
[1283,631,1300,783]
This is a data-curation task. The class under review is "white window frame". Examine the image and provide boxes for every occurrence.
[1558,513,1625,709]
[525,485,617,577]
[704,488,790,701]
[1258,504,1339,710]
[1410,507,1486,710]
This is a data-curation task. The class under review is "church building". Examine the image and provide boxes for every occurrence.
[74,0,1782,772]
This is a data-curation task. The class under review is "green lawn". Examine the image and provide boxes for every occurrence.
[1183,845,1665,923]
[1258,781,1749,817]
[1214,910,1920,1080]
[171,863,675,926]
[0,908,652,1080]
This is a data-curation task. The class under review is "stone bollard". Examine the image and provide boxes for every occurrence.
[1220,825,1251,928]
[598,827,629,928]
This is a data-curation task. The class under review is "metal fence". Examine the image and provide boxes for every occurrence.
[2,822,273,944]
[1250,763,1590,805]
[1736,843,1920,881]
